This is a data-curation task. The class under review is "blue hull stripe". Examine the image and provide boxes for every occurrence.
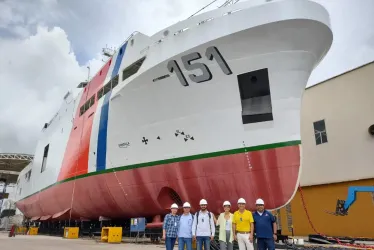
[96,42,127,171]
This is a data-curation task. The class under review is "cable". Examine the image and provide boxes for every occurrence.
[298,185,374,249]
[188,0,221,19]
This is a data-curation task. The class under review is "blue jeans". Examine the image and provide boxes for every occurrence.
[257,238,275,250]
[178,237,192,250]
[166,237,177,250]
[196,236,211,250]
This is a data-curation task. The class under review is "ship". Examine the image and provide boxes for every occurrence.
[14,0,333,223]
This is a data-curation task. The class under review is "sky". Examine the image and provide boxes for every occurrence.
[0,0,373,155]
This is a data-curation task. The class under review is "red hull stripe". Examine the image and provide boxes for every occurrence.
[16,143,301,218]
[19,140,300,202]
[57,60,112,181]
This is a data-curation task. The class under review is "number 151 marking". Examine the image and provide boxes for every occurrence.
[167,46,232,87]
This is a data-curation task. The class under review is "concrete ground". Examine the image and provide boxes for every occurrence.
[0,234,164,250]
[1,233,373,250]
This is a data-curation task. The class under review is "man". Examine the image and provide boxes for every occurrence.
[192,199,215,250]
[178,202,194,250]
[232,198,254,250]
[252,199,277,250]
[163,203,180,250]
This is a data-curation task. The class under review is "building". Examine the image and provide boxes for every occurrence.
[0,153,33,229]
[276,61,374,238]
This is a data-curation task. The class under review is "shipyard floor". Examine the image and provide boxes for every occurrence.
[0,234,165,250]
[2,234,374,250]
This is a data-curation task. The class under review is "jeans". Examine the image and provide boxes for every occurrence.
[219,230,233,250]
[179,237,192,250]
[166,237,177,250]
[257,238,275,250]
[196,236,211,250]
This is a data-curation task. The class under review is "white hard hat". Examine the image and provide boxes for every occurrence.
[237,198,246,204]
[183,202,191,208]
[171,203,178,209]
[223,201,231,206]
[199,199,208,205]
[256,198,265,205]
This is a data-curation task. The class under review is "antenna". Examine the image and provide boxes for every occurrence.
[87,66,90,81]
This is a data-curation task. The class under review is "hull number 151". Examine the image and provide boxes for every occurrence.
[167,46,232,87]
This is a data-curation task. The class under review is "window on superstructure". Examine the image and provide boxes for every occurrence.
[103,82,111,96]
[96,75,120,101]
[41,144,49,173]
[84,98,91,111]
[97,88,104,100]
[79,95,96,116]
[313,119,328,145]
[122,57,146,82]
[237,68,273,124]
[80,106,85,116]
[111,75,119,88]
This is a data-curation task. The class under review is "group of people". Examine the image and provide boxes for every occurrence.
[162,198,277,250]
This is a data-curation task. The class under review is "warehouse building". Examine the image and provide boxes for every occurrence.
[277,61,374,238]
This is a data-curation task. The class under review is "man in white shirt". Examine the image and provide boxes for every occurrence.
[192,199,216,250]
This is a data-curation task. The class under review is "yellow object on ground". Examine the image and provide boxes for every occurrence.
[101,227,122,243]
[63,227,79,239]
[28,227,38,235]
[16,227,27,234]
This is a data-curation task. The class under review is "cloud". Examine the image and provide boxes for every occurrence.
[307,0,374,85]
[0,26,87,154]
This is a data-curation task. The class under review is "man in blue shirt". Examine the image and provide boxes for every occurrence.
[163,203,180,250]
[178,202,194,250]
[252,199,277,250]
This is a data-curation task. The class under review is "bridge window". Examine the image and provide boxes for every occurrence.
[237,68,273,124]
[41,144,49,173]
[122,57,146,82]
[97,75,120,101]
[79,95,95,116]
[314,119,328,145]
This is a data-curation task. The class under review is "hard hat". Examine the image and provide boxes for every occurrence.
[256,198,265,205]
[223,201,231,206]
[183,202,191,208]
[237,198,246,204]
[171,203,178,209]
[199,199,208,205]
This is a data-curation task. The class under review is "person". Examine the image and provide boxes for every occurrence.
[192,199,216,250]
[163,203,180,250]
[252,198,277,250]
[178,202,194,250]
[232,198,254,250]
[216,201,234,250]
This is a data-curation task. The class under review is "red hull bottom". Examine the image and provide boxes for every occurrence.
[16,144,300,220]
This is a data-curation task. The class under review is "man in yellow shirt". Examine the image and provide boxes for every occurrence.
[232,198,254,250]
